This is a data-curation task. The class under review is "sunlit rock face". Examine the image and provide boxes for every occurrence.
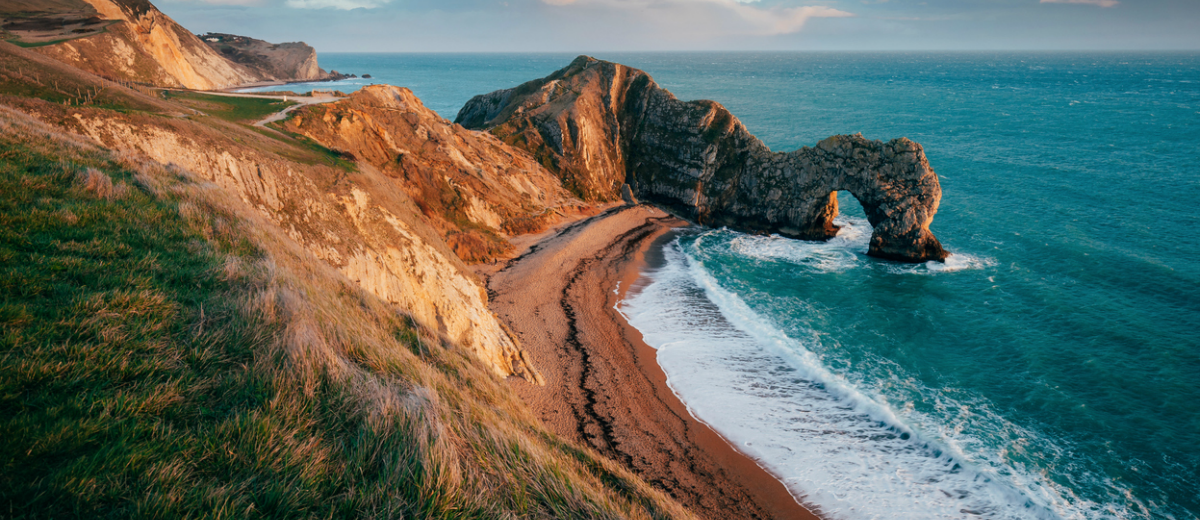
[199,33,329,82]
[66,105,545,384]
[283,85,577,264]
[32,0,260,89]
[458,56,948,263]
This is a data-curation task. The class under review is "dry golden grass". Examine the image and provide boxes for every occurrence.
[0,41,172,112]
[0,99,694,519]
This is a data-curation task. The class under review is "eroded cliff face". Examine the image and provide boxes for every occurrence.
[32,0,259,89]
[458,56,948,263]
[284,85,578,263]
[200,33,327,82]
[46,103,543,384]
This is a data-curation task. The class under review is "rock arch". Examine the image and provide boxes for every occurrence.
[458,56,948,263]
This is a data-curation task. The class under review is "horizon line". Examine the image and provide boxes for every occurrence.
[314,49,1200,54]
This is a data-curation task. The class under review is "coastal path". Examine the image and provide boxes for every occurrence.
[159,88,342,127]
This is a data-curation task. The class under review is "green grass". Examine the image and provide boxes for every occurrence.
[0,109,692,520]
[0,116,278,518]
[161,90,296,123]
[0,49,162,112]
[9,37,77,48]
[155,92,357,171]
[0,81,138,112]
[259,121,358,171]
[158,91,357,170]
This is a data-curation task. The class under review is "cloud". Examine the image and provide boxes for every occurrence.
[1039,0,1118,7]
[541,0,854,35]
[730,3,855,34]
[285,0,391,9]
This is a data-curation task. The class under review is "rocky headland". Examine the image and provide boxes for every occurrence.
[458,55,948,262]
[198,33,332,83]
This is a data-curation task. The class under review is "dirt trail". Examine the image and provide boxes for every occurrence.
[160,88,340,127]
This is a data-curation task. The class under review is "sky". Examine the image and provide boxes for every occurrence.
[158,0,1200,52]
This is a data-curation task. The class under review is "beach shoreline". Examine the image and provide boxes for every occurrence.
[481,204,821,520]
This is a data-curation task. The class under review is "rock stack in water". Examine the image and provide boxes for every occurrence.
[456,56,948,263]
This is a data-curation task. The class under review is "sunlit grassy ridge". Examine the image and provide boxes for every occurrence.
[0,107,693,520]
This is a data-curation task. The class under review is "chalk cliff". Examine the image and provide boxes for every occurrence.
[0,40,701,520]
[458,56,948,262]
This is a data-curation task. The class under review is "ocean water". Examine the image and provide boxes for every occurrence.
[263,53,1200,520]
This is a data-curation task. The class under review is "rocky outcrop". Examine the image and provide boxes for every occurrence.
[284,84,579,263]
[31,0,259,89]
[620,183,638,205]
[458,56,948,263]
[199,33,328,82]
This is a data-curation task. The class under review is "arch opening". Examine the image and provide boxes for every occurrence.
[816,190,872,240]
[835,190,869,223]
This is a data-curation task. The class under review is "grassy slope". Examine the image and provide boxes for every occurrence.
[0,44,694,520]
[0,41,165,112]
[161,90,296,123]
[0,0,95,15]
[151,91,356,169]
[0,110,277,518]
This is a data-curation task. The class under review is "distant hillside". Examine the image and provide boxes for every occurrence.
[2,0,336,90]
[4,0,254,89]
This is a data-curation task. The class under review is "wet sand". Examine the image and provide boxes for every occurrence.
[482,204,821,520]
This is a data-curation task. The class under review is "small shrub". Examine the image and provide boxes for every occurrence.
[502,211,556,236]
[446,229,513,264]
[77,167,113,198]
[74,166,131,200]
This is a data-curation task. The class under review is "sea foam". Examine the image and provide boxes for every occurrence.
[619,232,1135,520]
[727,216,995,275]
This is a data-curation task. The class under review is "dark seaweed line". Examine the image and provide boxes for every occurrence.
[545,212,771,518]
[559,217,661,466]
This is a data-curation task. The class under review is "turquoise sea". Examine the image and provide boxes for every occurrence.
[254,53,1200,519]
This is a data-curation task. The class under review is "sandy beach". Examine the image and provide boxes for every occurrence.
[480,204,821,520]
